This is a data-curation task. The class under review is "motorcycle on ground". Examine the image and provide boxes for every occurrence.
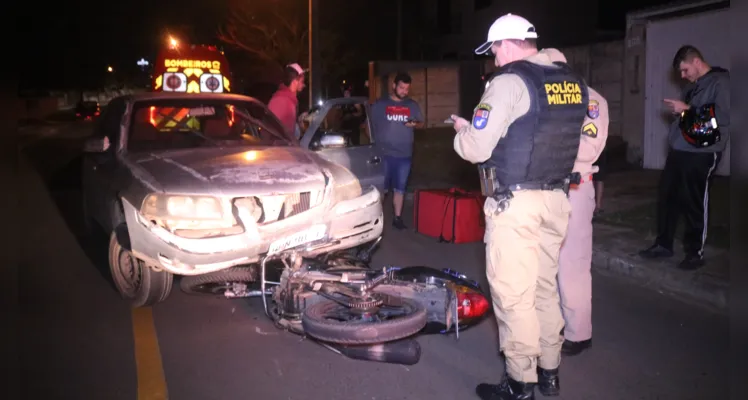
[179,238,491,365]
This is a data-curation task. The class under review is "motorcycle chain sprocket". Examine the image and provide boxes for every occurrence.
[321,291,385,309]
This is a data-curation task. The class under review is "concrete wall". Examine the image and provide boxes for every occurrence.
[18,87,149,122]
[17,97,60,121]
[420,0,600,60]
[478,40,633,166]
[368,61,484,128]
[624,0,731,172]
[82,87,147,106]
[480,40,625,139]
[561,41,625,139]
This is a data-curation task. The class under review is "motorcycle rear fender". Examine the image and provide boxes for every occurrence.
[388,266,489,333]
[373,282,473,335]
[373,282,448,327]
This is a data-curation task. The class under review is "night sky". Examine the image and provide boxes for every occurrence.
[20,0,673,92]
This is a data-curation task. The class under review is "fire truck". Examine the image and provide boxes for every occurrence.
[152,39,232,94]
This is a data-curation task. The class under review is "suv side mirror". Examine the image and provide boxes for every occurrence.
[310,132,347,151]
[320,133,346,148]
[83,136,110,153]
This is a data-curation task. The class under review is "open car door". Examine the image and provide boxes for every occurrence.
[299,96,385,193]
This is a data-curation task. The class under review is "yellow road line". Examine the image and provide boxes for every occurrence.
[131,307,169,400]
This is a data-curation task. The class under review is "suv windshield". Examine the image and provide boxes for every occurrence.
[127,98,291,152]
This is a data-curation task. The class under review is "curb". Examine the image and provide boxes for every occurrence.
[403,193,728,314]
[591,246,728,314]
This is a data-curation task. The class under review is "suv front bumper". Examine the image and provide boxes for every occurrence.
[122,187,384,275]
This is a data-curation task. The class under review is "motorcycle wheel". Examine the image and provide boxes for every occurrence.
[179,266,258,297]
[301,297,427,345]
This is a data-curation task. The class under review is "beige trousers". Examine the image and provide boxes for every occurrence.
[558,180,596,342]
[484,189,571,383]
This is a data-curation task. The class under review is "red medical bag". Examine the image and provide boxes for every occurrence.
[413,188,486,244]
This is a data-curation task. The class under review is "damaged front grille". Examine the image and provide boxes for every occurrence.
[234,191,317,224]
[282,192,312,218]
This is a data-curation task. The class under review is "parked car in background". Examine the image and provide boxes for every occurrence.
[75,101,101,120]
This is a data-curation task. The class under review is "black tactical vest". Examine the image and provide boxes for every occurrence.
[481,60,589,187]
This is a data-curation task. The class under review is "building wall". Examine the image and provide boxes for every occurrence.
[17,97,60,121]
[562,41,625,138]
[368,61,485,128]
[421,0,600,60]
[624,0,730,175]
[480,40,625,140]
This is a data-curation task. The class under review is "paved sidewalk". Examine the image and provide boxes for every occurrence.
[588,169,728,313]
[404,167,729,314]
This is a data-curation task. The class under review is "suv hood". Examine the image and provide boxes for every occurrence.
[126,146,327,196]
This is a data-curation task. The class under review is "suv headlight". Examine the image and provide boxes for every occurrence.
[332,179,362,205]
[324,166,362,206]
[141,194,242,238]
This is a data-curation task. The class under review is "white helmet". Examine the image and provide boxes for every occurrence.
[474,14,538,55]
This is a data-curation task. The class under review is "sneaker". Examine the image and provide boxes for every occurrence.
[392,216,407,230]
[678,254,705,270]
[638,244,674,259]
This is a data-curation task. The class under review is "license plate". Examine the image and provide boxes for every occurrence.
[267,224,327,255]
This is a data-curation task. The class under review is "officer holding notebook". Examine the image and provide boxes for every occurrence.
[449,14,589,400]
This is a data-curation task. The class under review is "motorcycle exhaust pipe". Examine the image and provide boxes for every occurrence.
[319,338,421,365]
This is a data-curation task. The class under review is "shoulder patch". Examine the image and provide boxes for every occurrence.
[587,100,599,119]
[475,103,493,111]
[472,104,492,130]
[582,122,598,138]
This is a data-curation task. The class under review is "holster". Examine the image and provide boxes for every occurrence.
[479,166,513,213]
[478,166,498,197]
[563,172,582,196]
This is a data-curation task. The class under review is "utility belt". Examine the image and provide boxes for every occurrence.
[478,166,581,214]
[570,174,593,188]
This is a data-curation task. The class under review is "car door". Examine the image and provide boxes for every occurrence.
[299,97,385,193]
[82,97,127,231]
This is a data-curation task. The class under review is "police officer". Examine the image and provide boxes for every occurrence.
[450,15,589,400]
[544,48,609,356]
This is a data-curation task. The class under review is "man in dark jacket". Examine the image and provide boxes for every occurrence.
[639,45,729,270]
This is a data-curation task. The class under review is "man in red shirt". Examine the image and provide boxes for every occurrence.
[268,63,306,143]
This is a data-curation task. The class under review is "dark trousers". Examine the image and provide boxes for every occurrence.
[655,150,721,257]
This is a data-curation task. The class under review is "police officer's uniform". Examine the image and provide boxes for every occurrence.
[451,15,589,400]
[543,48,609,357]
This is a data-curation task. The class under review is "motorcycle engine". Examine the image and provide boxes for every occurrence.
[272,262,328,322]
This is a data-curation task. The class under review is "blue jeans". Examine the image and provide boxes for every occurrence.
[383,155,412,194]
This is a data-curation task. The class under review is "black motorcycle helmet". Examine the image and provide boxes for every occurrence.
[679,103,721,148]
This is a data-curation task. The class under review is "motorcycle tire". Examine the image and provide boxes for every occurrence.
[179,266,258,297]
[301,298,427,345]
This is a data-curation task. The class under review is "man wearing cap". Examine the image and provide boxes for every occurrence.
[544,48,609,357]
[268,63,306,143]
[450,14,590,400]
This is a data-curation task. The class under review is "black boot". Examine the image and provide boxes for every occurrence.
[476,375,535,400]
[537,367,560,396]
[561,339,592,356]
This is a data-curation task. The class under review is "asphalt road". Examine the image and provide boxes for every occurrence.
[19,122,728,400]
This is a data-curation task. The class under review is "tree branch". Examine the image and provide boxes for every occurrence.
[218,0,355,79]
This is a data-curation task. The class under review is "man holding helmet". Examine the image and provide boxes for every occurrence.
[639,45,730,270]
[450,14,589,400]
